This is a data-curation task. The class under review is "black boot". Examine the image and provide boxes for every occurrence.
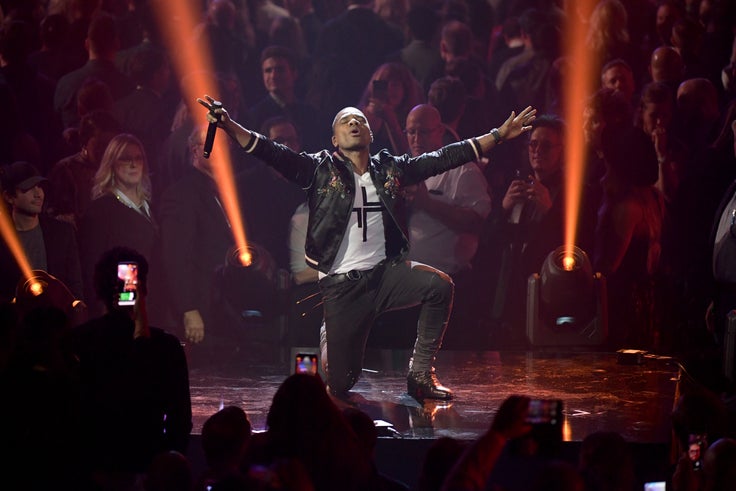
[407,370,453,400]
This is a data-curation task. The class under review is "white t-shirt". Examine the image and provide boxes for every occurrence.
[713,190,736,281]
[408,162,491,274]
[328,171,386,274]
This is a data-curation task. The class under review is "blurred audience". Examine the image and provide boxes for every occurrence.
[579,431,635,491]
[145,450,193,491]
[197,406,252,491]
[634,81,682,204]
[54,12,134,129]
[27,13,75,83]
[441,395,532,491]
[703,438,736,491]
[310,0,404,118]
[594,124,663,349]
[283,0,322,56]
[46,109,120,227]
[248,45,326,152]
[391,5,443,93]
[649,46,685,92]
[257,373,376,490]
[601,58,637,107]
[113,45,176,178]
[0,19,60,172]
[417,437,468,491]
[343,406,410,490]
[0,304,84,489]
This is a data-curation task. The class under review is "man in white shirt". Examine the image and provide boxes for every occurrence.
[404,105,491,348]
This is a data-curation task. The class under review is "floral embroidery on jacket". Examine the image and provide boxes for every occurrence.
[383,167,401,199]
[317,165,349,198]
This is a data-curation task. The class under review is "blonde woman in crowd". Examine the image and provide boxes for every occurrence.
[78,134,167,323]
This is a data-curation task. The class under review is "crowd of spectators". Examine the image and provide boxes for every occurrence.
[2,0,736,489]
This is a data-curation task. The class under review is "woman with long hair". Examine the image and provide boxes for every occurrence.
[586,0,642,83]
[633,81,684,204]
[78,134,165,321]
[358,62,425,155]
[594,125,664,349]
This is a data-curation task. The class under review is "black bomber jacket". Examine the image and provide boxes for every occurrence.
[245,134,479,273]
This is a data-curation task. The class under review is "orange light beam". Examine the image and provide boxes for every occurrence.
[563,0,597,260]
[0,198,35,285]
[152,0,250,265]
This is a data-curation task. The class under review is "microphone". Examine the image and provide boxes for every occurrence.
[203,100,223,159]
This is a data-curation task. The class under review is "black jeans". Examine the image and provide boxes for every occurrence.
[319,260,454,393]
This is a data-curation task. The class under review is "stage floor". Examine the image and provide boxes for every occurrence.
[188,349,680,443]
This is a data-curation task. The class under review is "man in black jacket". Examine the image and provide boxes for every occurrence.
[199,95,536,399]
[0,161,83,302]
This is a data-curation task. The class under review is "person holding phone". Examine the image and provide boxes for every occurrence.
[358,62,424,155]
[71,247,191,485]
[199,93,536,400]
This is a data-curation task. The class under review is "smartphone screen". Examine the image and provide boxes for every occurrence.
[117,262,138,306]
[295,353,318,375]
[644,482,666,491]
[522,399,563,456]
[526,399,562,425]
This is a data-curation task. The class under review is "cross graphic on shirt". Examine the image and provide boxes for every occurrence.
[352,186,384,242]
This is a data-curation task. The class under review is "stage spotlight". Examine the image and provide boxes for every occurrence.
[227,244,269,272]
[219,244,279,321]
[14,270,86,324]
[526,246,607,347]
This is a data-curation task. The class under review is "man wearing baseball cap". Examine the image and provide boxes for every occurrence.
[0,161,83,302]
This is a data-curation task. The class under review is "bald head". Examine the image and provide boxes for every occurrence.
[677,77,720,123]
[650,46,683,84]
[704,438,736,491]
[405,104,444,156]
[407,104,442,129]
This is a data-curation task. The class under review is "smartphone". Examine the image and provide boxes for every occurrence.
[295,353,318,375]
[526,399,563,456]
[644,482,666,491]
[526,398,562,425]
[372,79,389,102]
[117,262,138,306]
[514,169,533,185]
[688,433,707,471]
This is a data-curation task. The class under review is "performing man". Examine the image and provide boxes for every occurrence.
[198,95,535,399]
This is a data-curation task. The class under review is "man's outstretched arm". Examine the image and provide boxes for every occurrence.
[471,106,537,157]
